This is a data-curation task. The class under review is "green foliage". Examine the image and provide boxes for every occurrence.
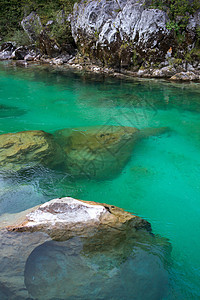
[190,46,200,60]
[9,30,31,47]
[94,29,99,40]
[50,20,75,46]
[150,0,200,32]
[150,0,200,16]
[166,21,180,32]
[132,49,138,66]
[0,0,77,39]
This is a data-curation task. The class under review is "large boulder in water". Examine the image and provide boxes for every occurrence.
[4,197,171,299]
[54,125,169,179]
[8,197,151,240]
[5,197,170,299]
[0,130,65,173]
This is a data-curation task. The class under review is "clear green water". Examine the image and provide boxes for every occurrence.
[0,62,200,299]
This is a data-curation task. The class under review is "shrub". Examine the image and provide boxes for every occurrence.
[9,30,31,47]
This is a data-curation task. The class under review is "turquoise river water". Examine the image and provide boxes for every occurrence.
[0,61,200,299]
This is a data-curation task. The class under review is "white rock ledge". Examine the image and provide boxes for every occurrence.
[27,197,108,226]
[7,197,151,240]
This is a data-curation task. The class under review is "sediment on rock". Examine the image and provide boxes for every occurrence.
[7,197,152,240]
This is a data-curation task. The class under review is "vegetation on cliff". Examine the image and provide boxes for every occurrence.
[0,0,199,72]
[0,0,76,40]
[1,0,199,40]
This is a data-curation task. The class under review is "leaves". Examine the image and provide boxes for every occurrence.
[0,0,77,40]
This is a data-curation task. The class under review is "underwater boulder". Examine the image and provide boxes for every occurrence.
[54,125,139,179]
[54,125,169,179]
[0,130,65,173]
[12,198,170,300]
[24,236,169,300]
[4,197,171,299]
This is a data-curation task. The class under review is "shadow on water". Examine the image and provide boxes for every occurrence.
[0,104,26,118]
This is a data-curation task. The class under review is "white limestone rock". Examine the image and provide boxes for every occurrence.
[8,197,151,240]
[71,0,171,65]
[25,197,108,227]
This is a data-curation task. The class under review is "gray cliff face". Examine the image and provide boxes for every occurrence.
[21,12,43,42]
[187,11,200,42]
[71,0,173,69]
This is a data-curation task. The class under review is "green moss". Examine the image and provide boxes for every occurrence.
[94,29,99,40]
[173,58,183,65]
[132,49,138,66]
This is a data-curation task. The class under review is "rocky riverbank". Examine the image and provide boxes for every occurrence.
[1,42,200,82]
[1,0,200,81]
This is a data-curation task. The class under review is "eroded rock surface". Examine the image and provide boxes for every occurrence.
[0,42,16,60]
[71,0,173,69]
[0,130,65,173]
[8,197,151,240]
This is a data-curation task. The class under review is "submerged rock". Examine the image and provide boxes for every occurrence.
[0,130,65,173]
[24,236,169,300]
[5,197,169,299]
[8,197,151,240]
[3,197,171,299]
[54,125,139,179]
[0,229,49,299]
[0,126,169,177]
[54,125,169,179]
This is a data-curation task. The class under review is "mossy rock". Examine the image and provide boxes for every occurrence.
[0,130,65,173]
